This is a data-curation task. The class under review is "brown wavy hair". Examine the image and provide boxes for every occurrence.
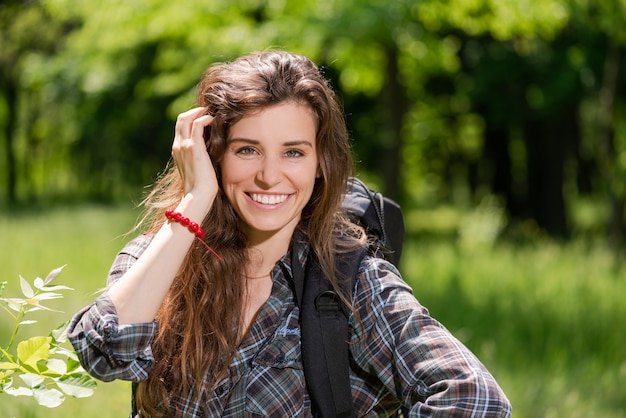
[134,50,365,416]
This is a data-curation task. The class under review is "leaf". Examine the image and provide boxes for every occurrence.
[33,292,64,301]
[4,386,32,397]
[64,357,83,374]
[44,265,66,285]
[2,297,26,311]
[0,370,14,385]
[23,298,64,312]
[34,277,45,289]
[33,386,65,408]
[51,322,70,344]
[0,362,21,370]
[19,276,34,298]
[17,336,51,369]
[57,374,97,398]
[50,346,76,361]
[19,372,44,388]
[45,358,67,375]
[40,284,74,292]
[25,304,63,313]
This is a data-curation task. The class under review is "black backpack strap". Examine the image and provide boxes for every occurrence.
[291,240,365,418]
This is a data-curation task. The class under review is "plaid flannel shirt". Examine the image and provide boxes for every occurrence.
[68,234,512,417]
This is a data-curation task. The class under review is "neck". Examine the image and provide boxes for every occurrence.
[243,221,299,272]
[243,235,289,281]
[246,271,270,280]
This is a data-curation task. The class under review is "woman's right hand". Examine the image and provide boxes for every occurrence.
[172,107,218,209]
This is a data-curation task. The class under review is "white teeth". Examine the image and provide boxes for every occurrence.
[251,193,288,205]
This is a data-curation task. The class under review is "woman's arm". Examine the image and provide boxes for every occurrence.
[106,194,209,324]
[107,107,217,324]
[67,235,157,381]
[350,257,512,417]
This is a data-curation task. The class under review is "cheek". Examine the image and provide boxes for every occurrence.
[293,168,320,196]
[220,158,246,184]
[218,160,242,200]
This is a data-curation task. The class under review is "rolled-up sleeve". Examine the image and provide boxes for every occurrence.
[67,234,157,382]
[350,257,512,417]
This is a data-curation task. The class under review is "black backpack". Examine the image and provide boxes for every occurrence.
[130,178,405,418]
[292,177,405,418]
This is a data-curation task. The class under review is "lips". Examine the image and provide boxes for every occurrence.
[249,193,289,205]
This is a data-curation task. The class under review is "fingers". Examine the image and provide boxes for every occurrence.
[190,114,213,144]
[175,107,213,139]
[173,107,214,158]
[172,107,218,199]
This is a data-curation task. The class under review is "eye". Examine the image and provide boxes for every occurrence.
[284,148,304,158]
[235,146,258,156]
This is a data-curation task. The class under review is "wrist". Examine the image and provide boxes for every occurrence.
[164,207,223,261]
[176,191,215,223]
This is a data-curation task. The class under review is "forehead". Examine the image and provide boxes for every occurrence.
[228,102,317,142]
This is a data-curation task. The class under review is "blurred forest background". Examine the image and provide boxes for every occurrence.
[1,0,626,417]
[2,0,626,242]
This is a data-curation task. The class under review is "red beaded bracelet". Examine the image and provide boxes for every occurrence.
[165,209,204,238]
[165,210,222,261]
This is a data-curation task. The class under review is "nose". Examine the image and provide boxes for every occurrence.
[255,156,283,188]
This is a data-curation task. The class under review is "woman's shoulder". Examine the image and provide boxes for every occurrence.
[353,253,413,299]
[349,254,422,336]
[357,253,402,279]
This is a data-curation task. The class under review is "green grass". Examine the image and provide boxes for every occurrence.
[1,205,625,417]
[1,204,139,418]
[401,238,626,418]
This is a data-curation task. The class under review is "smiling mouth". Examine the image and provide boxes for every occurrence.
[249,193,289,205]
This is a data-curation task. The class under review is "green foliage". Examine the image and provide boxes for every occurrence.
[1,0,626,240]
[416,0,570,40]
[0,267,97,408]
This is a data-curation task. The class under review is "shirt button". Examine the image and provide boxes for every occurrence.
[276,353,285,363]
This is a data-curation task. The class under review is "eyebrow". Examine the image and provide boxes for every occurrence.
[228,138,314,147]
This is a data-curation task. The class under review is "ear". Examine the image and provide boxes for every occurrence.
[316,164,323,179]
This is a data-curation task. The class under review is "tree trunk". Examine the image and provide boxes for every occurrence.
[597,41,622,246]
[2,77,18,205]
[381,44,406,202]
[483,127,523,216]
[524,111,569,238]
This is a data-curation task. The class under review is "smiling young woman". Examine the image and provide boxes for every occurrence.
[68,50,512,418]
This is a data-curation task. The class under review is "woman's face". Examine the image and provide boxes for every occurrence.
[220,102,320,242]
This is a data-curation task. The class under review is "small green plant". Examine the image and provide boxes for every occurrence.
[0,266,97,408]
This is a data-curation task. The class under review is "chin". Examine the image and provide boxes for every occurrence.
[243,216,301,237]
